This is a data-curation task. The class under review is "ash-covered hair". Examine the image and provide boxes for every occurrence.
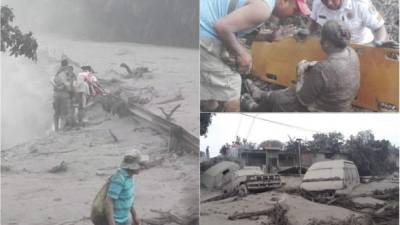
[321,20,351,49]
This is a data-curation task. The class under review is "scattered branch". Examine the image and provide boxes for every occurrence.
[108,129,119,142]
[159,104,181,121]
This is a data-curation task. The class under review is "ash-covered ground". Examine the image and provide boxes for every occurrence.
[1,36,199,225]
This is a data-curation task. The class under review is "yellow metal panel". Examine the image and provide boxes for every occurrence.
[251,37,399,111]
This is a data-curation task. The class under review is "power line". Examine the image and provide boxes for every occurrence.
[246,114,257,139]
[235,115,242,137]
[240,113,322,133]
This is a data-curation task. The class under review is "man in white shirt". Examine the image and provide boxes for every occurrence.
[309,0,391,46]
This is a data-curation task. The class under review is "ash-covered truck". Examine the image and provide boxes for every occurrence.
[223,166,282,197]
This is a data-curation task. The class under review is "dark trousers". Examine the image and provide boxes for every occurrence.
[255,87,307,112]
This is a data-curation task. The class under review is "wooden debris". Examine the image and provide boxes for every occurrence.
[228,203,290,225]
[48,161,68,173]
[35,149,79,156]
[120,63,151,78]
[157,94,184,105]
[142,209,198,225]
[307,215,370,225]
[159,104,181,121]
[127,104,198,155]
[108,129,119,142]
[201,192,237,203]
[372,188,399,200]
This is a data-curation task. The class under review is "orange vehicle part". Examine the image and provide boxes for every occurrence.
[251,37,399,111]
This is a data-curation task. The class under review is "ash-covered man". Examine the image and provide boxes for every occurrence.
[51,59,75,131]
[200,0,311,112]
[243,20,360,112]
[105,151,142,225]
[309,0,397,47]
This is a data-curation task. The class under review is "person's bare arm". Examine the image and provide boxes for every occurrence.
[373,25,388,43]
[105,196,117,225]
[214,0,271,72]
[130,206,139,225]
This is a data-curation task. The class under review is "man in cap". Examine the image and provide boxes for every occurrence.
[200,0,311,112]
[309,0,397,47]
[105,150,142,225]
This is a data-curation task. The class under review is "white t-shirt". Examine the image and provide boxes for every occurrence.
[311,0,385,44]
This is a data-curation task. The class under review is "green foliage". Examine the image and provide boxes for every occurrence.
[306,132,344,153]
[284,130,398,176]
[285,138,307,152]
[200,113,214,137]
[1,5,38,61]
[345,130,398,176]
[259,140,284,149]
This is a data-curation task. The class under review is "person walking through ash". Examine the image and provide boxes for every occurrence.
[92,150,143,225]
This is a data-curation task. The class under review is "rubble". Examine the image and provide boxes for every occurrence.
[306,215,371,225]
[372,188,399,200]
[228,203,290,224]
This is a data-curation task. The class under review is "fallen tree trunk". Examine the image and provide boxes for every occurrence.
[142,209,198,225]
[127,103,198,155]
[201,192,236,203]
[228,208,276,220]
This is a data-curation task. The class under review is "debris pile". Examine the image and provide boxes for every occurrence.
[142,209,198,225]
[307,215,370,225]
[329,187,399,225]
[119,63,152,79]
[228,204,292,225]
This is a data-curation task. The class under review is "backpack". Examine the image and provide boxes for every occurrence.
[91,177,111,225]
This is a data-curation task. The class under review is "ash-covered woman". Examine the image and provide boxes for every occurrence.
[242,20,360,112]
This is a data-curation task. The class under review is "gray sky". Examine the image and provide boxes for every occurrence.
[201,113,400,157]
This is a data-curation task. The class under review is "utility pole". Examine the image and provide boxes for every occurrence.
[296,138,302,177]
[265,148,268,174]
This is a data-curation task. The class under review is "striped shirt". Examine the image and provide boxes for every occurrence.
[107,169,135,224]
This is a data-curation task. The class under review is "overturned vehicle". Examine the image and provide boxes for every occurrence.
[223,166,282,197]
[300,160,360,202]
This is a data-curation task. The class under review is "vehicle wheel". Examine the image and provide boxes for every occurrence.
[238,184,248,197]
